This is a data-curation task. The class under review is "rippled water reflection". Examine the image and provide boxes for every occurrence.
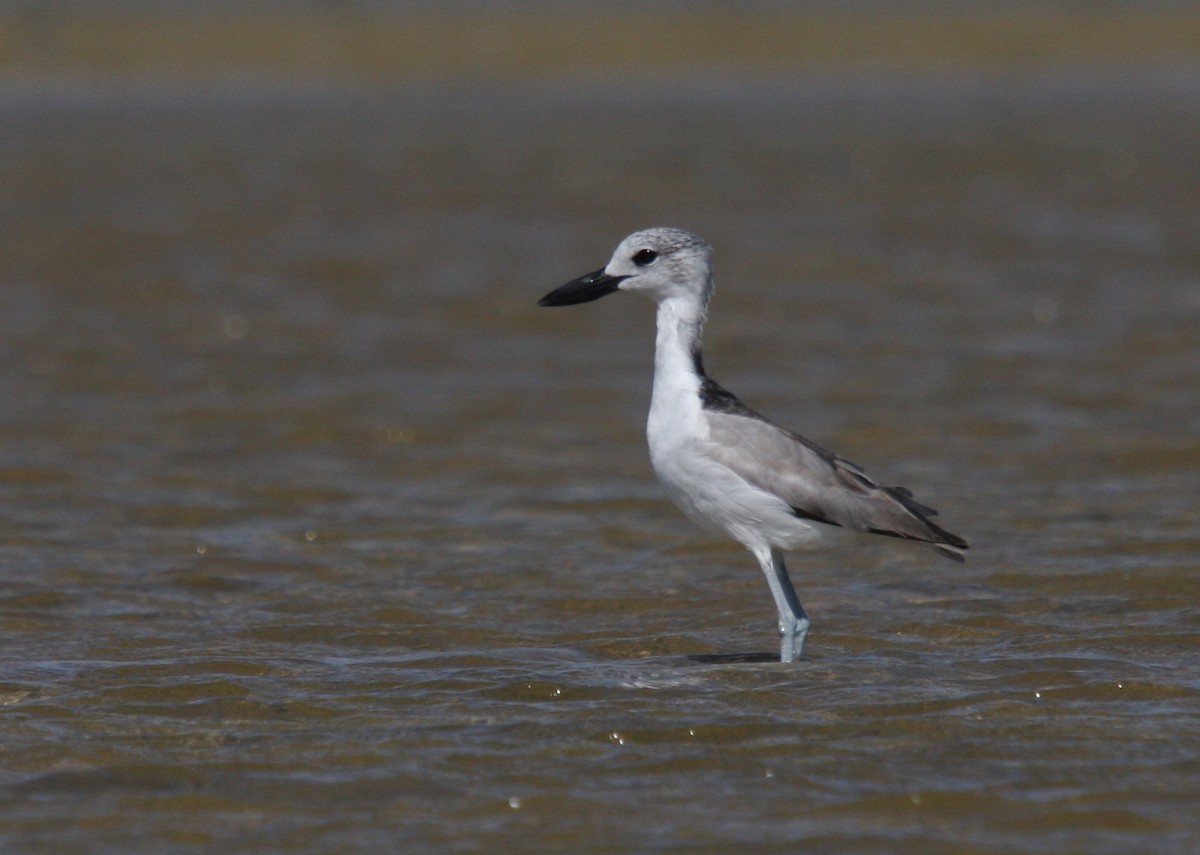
[2,65,1199,853]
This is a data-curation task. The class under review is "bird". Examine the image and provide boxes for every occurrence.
[538,228,967,662]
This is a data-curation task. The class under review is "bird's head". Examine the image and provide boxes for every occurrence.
[539,228,713,308]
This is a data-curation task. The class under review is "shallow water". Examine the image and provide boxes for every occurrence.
[1,63,1199,853]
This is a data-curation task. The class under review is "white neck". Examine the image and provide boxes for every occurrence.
[654,294,707,379]
[648,293,710,447]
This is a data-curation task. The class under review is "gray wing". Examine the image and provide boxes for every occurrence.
[701,409,968,560]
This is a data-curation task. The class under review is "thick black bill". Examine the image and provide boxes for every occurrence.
[538,268,627,307]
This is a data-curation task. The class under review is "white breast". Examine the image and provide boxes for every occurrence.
[643,293,830,553]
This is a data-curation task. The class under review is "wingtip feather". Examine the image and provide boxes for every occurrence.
[934,543,968,563]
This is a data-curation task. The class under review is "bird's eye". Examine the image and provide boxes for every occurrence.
[633,249,659,267]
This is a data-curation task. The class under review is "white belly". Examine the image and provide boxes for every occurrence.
[648,424,829,554]
[644,308,831,554]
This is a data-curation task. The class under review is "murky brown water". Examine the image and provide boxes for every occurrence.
[2,40,1199,855]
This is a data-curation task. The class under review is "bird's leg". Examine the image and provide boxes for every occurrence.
[752,547,810,662]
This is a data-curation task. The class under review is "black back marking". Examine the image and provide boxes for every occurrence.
[693,347,767,420]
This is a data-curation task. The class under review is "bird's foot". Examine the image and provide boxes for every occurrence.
[778,615,811,663]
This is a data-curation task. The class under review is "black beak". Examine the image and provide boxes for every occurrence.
[538,268,627,307]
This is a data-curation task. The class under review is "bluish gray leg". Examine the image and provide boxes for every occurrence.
[753,547,810,662]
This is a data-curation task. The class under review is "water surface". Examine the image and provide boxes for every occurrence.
[1,61,1199,854]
